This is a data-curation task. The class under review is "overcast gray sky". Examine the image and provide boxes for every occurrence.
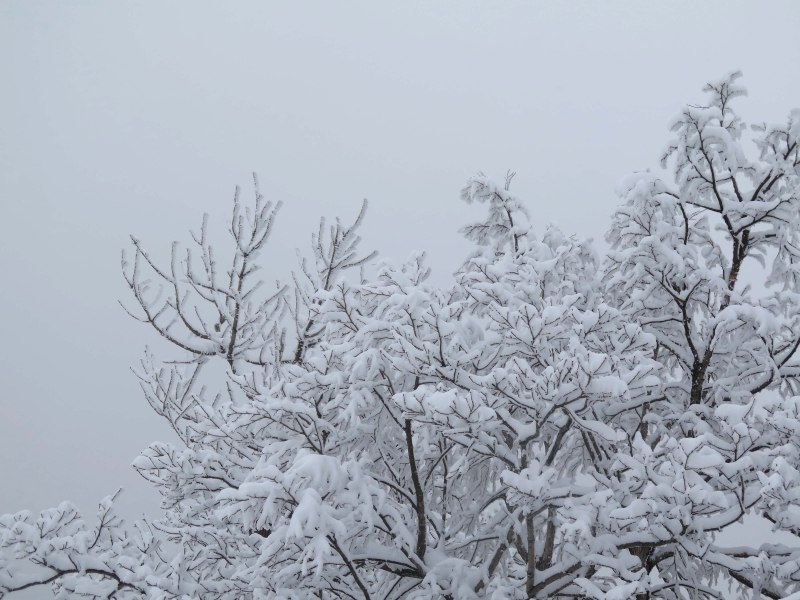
[1,2,799,589]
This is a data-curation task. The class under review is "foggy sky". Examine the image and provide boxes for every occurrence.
[1,3,799,595]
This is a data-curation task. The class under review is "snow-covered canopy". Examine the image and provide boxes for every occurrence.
[2,72,800,600]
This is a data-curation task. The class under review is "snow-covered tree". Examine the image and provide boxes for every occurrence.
[2,72,800,600]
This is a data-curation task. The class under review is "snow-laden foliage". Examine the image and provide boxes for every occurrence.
[3,73,800,600]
